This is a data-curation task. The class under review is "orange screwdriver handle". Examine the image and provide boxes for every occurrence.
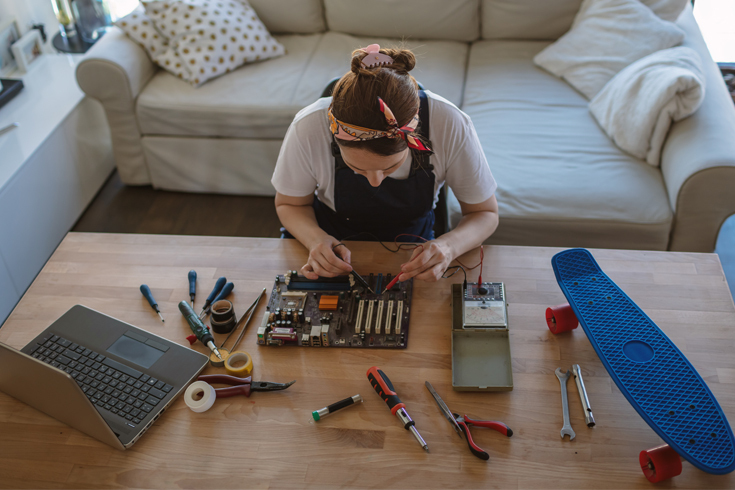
[367,366,405,415]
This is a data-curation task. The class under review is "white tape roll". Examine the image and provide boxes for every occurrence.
[184,381,216,413]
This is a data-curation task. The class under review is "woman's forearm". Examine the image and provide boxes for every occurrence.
[436,209,499,261]
[276,203,331,250]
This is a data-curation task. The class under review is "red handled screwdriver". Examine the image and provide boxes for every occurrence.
[367,366,429,452]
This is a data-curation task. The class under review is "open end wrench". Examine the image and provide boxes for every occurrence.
[555,368,576,440]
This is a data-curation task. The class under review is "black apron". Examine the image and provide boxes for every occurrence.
[311,90,435,243]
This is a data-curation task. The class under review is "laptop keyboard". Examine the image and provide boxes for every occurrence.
[28,334,173,428]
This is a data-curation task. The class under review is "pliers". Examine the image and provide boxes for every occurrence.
[197,374,295,398]
[452,413,513,461]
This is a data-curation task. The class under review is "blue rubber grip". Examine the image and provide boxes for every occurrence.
[140,284,157,308]
[214,282,234,302]
[188,270,197,296]
[206,277,227,304]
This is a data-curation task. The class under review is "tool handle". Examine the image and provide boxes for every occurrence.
[366,366,405,415]
[213,282,234,303]
[458,420,490,461]
[179,301,212,342]
[327,395,358,413]
[213,385,252,398]
[385,273,401,292]
[199,374,251,384]
[140,284,159,310]
[204,277,227,307]
[462,415,513,437]
[188,270,197,297]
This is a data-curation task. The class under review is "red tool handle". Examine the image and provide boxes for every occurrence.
[463,415,513,437]
[384,273,402,292]
[198,374,253,398]
[366,366,405,415]
[457,420,489,461]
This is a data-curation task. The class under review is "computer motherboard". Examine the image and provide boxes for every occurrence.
[256,271,413,348]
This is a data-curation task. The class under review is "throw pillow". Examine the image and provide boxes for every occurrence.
[144,0,285,86]
[114,7,168,58]
[534,0,685,100]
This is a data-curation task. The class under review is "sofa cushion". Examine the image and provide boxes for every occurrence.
[249,0,325,34]
[324,0,480,42]
[461,39,673,250]
[136,32,469,139]
[481,0,689,40]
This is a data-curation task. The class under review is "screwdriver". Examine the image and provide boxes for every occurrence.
[140,284,165,322]
[179,301,223,361]
[367,366,429,452]
[199,281,235,320]
[199,276,226,317]
[188,270,197,307]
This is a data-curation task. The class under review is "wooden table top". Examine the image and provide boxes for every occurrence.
[1,232,734,489]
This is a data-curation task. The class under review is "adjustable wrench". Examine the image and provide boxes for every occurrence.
[555,368,576,440]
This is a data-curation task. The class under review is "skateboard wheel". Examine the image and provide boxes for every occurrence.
[546,304,578,334]
[639,444,682,483]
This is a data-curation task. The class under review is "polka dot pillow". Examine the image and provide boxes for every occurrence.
[114,7,168,58]
[117,0,285,86]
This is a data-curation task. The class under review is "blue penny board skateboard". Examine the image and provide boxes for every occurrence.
[552,248,735,477]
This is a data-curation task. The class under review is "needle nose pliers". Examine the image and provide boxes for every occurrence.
[197,374,295,398]
[452,413,513,461]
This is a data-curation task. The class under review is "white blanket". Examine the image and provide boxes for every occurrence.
[589,47,705,167]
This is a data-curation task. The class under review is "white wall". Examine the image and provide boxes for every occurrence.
[0,0,59,45]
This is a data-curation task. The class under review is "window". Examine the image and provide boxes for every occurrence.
[693,0,735,62]
[108,0,140,21]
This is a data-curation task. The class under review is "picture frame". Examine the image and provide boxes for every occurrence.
[0,18,21,77]
[11,30,44,74]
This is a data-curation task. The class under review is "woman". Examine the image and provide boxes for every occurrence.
[272,44,498,282]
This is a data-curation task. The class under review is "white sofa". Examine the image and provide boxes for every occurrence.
[76,0,735,252]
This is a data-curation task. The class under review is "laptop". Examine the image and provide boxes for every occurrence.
[0,305,208,449]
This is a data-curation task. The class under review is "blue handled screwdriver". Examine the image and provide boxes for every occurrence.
[188,270,197,307]
[199,281,235,320]
[140,284,165,322]
[198,276,226,317]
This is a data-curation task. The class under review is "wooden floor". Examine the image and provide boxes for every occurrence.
[73,171,281,238]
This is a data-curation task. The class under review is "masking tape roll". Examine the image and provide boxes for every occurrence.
[225,351,253,377]
[208,348,231,368]
[185,381,217,413]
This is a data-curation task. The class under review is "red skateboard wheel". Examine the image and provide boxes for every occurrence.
[546,303,578,334]
[639,444,682,483]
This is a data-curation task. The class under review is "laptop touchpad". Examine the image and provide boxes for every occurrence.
[107,334,165,369]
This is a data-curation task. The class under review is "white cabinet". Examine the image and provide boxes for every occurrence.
[0,54,114,324]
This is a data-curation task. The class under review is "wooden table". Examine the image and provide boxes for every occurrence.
[1,233,734,489]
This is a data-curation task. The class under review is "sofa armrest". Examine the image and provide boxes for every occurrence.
[660,4,735,252]
[76,27,158,185]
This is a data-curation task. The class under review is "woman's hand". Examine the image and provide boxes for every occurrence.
[301,237,353,279]
[399,240,453,282]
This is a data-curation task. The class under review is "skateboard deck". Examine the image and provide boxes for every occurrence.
[552,248,735,475]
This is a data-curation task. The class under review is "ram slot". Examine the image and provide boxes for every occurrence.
[355,300,365,334]
[375,300,385,334]
[365,300,375,334]
[395,300,404,334]
[385,300,394,335]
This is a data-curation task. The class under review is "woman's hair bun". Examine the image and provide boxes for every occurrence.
[350,47,416,76]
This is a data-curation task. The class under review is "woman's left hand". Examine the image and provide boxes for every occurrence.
[399,240,453,282]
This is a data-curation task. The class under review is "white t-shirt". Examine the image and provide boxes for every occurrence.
[271,90,497,212]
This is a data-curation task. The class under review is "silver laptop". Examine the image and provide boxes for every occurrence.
[0,305,208,449]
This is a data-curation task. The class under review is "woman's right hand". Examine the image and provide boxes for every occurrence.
[301,237,353,279]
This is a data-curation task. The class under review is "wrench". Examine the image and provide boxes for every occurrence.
[555,368,576,440]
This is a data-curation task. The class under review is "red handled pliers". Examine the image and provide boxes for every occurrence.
[197,375,295,398]
[453,412,513,461]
